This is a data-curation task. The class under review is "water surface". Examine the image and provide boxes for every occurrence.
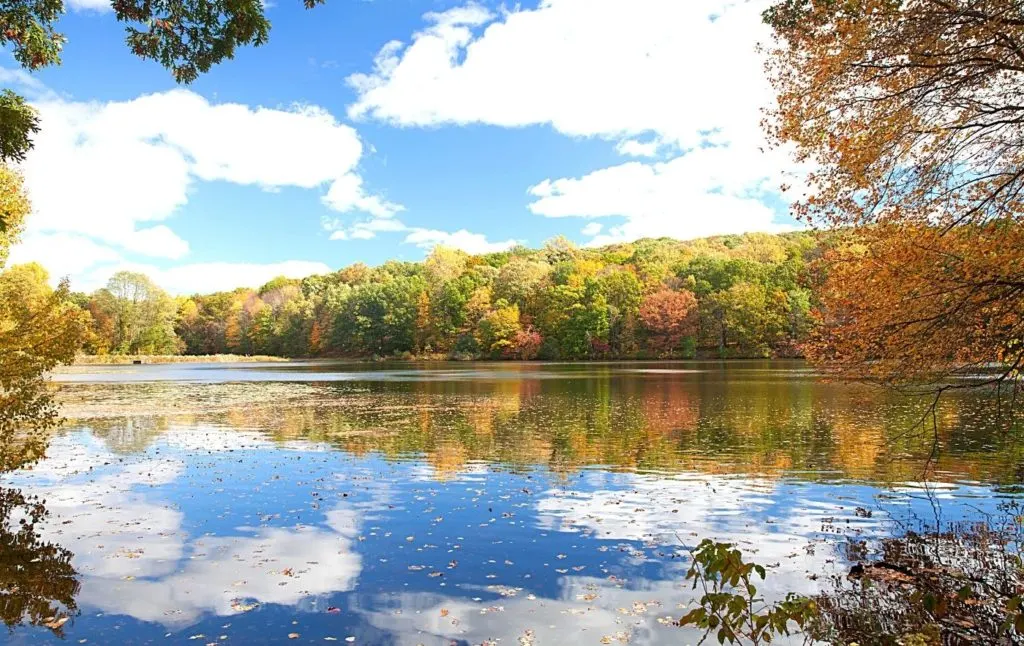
[1,361,1020,644]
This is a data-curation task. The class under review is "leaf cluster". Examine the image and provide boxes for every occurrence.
[679,539,817,645]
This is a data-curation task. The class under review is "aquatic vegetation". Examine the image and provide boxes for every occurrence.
[809,510,1024,646]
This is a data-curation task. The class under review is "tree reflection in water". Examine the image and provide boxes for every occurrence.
[0,486,79,636]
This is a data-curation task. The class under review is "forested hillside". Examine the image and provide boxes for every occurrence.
[21,231,822,360]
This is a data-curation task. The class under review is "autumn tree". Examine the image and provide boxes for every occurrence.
[477,301,522,357]
[639,289,698,357]
[0,168,86,472]
[74,233,820,361]
[764,0,1024,388]
[413,290,431,353]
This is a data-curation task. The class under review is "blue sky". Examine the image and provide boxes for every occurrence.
[3,0,802,294]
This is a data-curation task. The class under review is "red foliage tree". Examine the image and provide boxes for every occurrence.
[508,327,542,360]
[639,289,698,356]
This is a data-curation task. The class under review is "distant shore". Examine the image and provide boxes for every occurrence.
[72,353,802,365]
[73,354,290,365]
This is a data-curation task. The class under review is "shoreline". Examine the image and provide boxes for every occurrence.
[72,353,807,365]
[72,354,291,365]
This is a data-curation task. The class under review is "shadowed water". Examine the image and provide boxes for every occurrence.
[0,361,1020,644]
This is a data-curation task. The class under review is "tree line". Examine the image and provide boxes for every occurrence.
[22,231,820,361]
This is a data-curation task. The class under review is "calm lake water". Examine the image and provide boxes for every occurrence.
[2,361,1021,644]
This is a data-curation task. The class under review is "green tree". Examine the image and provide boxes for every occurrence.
[334,276,423,356]
[719,282,787,358]
[90,272,180,354]
[598,269,643,355]
[494,257,550,311]
[537,279,609,359]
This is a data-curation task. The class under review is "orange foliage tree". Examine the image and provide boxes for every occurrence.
[764,0,1024,389]
[639,289,698,357]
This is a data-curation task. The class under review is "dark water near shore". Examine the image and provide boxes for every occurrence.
[1,361,1021,644]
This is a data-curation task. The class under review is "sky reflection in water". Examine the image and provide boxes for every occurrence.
[1,361,1021,644]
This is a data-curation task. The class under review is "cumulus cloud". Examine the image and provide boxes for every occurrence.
[8,232,123,278]
[22,89,384,252]
[527,149,797,246]
[8,83,393,291]
[348,0,773,147]
[347,0,804,243]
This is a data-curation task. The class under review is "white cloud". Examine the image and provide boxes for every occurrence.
[22,89,381,254]
[8,232,122,277]
[615,139,661,158]
[80,522,362,626]
[7,232,329,293]
[580,222,603,236]
[403,227,517,254]
[9,84,395,289]
[322,172,404,218]
[121,225,191,259]
[0,67,51,95]
[528,149,797,245]
[348,0,774,149]
[347,0,806,243]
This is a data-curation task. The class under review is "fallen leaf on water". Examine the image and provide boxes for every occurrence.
[288,633,300,639]
[43,616,69,630]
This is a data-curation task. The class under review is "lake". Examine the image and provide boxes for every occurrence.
[1,360,1020,645]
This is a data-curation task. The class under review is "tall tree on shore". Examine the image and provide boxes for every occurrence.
[764,0,1024,389]
[90,272,180,355]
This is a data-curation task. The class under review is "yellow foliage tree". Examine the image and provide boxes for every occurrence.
[0,166,87,471]
[764,0,1024,389]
